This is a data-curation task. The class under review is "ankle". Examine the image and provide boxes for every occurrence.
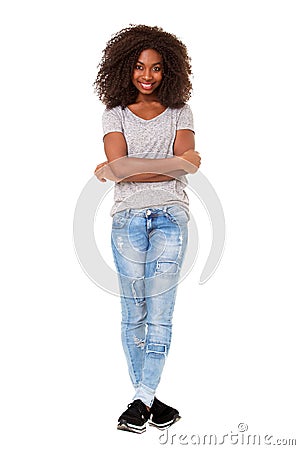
[141,401,150,411]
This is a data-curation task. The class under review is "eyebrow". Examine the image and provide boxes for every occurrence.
[137,60,162,66]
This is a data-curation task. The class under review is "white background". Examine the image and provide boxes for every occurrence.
[1,0,299,449]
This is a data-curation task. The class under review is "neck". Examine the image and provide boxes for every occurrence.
[135,92,159,103]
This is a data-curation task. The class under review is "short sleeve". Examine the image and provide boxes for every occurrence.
[176,104,194,132]
[102,107,123,138]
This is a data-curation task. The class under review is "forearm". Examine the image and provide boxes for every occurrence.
[119,169,187,183]
[109,155,188,178]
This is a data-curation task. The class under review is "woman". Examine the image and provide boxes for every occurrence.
[93,24,201,434]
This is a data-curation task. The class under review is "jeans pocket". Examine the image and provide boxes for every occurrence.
[112,212,128,229]
[166,205,190,225]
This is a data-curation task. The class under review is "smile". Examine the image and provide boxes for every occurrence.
[139,82,155,90]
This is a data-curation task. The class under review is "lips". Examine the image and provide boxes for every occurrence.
[139,82,155,90]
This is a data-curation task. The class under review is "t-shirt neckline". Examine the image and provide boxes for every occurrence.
[125,106,169,122]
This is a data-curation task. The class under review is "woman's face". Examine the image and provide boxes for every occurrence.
[132,49,163,96]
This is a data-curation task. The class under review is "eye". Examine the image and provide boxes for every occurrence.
[153,66,161,72]
[135,64,143,70]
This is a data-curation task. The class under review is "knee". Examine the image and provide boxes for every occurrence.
[155,260,179,275]
[131,276,145,305]
[146,341,169,358]
[119,274,146,306]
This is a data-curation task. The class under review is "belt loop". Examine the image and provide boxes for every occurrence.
[163,206,168,213]
[125,208,130,218]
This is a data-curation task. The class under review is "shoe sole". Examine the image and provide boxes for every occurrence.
[117,420,146,434]
[148,414,181,431]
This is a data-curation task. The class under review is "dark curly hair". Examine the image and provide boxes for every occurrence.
[93,24,192,109]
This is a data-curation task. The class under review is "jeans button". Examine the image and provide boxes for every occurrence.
[146,209,151,216]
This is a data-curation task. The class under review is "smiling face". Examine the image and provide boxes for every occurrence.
[131,49,163,98]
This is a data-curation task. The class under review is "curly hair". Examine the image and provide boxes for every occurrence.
[93,24,192,109]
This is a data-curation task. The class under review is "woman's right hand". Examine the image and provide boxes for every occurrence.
[94,161,121,183]
[179,149,201,173]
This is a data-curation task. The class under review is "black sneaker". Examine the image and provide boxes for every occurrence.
[117,399,151,434]
[149,397,181,430]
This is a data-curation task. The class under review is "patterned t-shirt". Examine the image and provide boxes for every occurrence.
[102,104,194,216]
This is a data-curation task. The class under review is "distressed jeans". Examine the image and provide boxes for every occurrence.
[111,204,189,407]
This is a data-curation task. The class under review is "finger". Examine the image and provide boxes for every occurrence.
[95,167,105,175]
[94,166,104,173]
[96,175,107,182]
[94,161,107,171]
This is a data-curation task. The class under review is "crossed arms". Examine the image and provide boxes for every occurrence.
[94,129,201,183]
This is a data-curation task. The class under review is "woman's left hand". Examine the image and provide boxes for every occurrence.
[94,161,121,182]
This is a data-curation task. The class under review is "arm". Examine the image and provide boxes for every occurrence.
[119,129,199,182]
[120,170,187,183]
[95,130,200,182]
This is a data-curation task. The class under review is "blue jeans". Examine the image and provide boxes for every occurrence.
[111,204,189,407]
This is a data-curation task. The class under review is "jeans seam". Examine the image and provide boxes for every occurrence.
[112,238,140,386]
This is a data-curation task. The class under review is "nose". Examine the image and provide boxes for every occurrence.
[142,68,152,81]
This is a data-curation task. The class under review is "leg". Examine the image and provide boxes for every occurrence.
[133,206,189,406]
[111,210,149,388]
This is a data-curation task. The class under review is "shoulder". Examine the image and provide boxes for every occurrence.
[173,103,194,131]
[102,106,123,120]
[102,106,124,134]
[168,104,193,119]
[178,103,193,115]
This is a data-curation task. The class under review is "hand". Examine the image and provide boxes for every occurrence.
[94,161,121,182]
[179,149,201,174]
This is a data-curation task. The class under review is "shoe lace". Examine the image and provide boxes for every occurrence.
[126,400,149,419]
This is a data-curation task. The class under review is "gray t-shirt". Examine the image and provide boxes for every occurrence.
[102,104,194,216]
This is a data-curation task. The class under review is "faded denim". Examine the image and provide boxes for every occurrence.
[111,204,189,407]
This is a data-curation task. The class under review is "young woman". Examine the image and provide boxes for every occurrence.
[93,25,201,434]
